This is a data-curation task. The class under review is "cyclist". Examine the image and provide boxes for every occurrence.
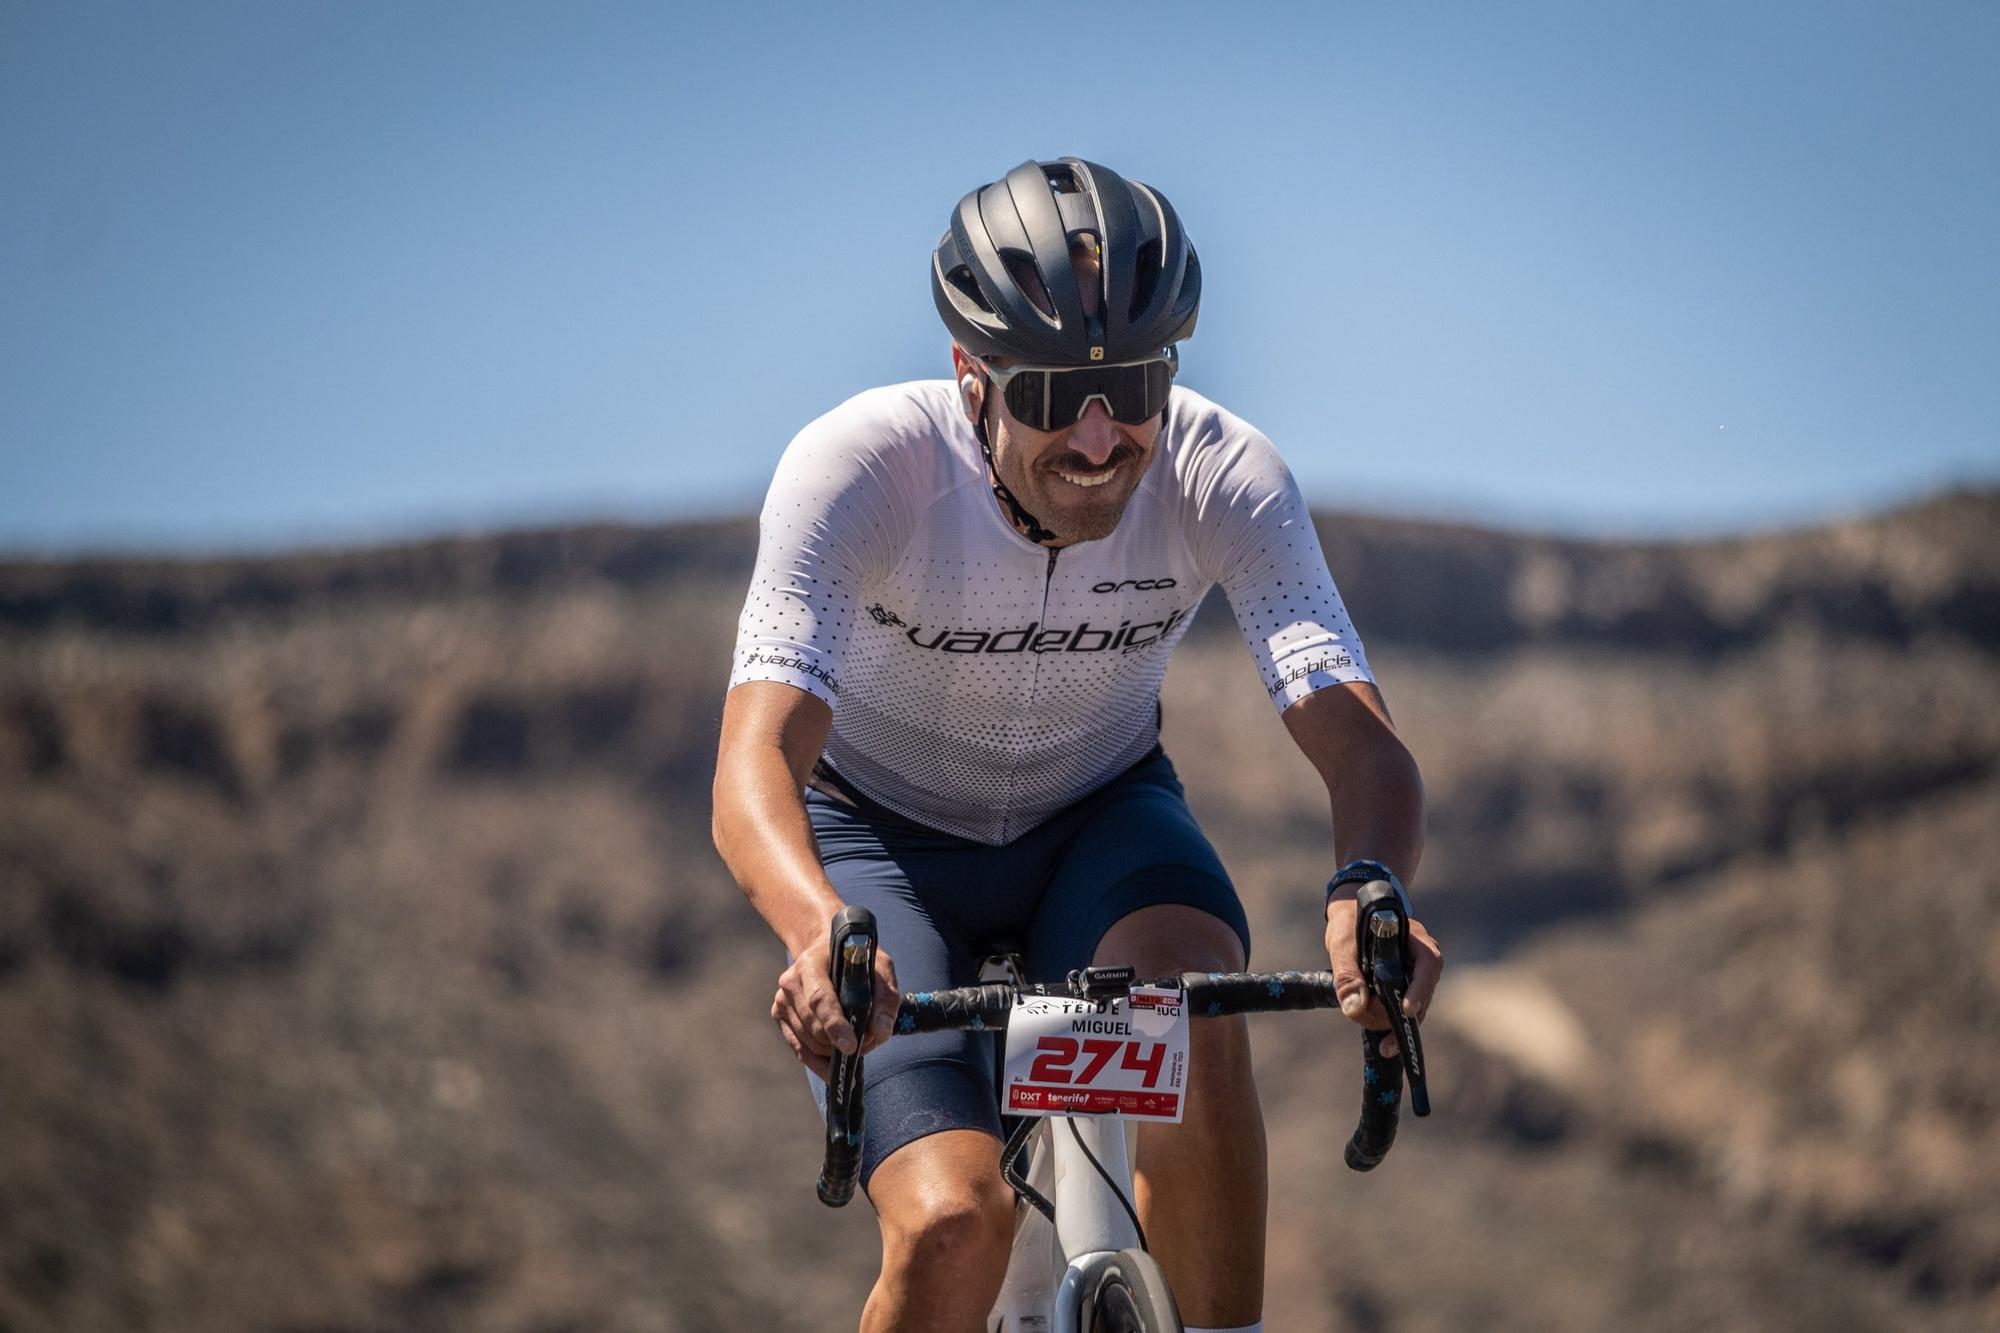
[712,157,1442,1333]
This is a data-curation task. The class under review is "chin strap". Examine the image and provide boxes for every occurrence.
[973,409,1058,545]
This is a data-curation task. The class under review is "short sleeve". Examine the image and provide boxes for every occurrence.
[1178,407,1373,713]
[728,389,931,707]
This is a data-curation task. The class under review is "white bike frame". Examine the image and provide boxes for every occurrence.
[977,948,1168,1331]
[989,1112,1152,1330]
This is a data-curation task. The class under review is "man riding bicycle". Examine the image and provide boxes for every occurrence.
[712,157,1443,1333]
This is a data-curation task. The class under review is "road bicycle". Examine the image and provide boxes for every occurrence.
[814,881,1430,1332]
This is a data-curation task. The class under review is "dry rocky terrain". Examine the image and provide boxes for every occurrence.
[0,490,1994,1331]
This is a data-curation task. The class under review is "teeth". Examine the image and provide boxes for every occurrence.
[1055,468,1114,488]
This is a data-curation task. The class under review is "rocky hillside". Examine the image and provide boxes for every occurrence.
[0,490,1993,1331]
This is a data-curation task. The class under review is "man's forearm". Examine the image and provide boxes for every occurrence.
[1280,681,1426,898]
[713,751,845,956]
[1325,737,1425,889]
[712,683,845,957]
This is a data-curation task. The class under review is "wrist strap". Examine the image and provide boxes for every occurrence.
[1326,858,1407,910]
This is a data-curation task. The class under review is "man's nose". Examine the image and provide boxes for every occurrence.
[1064,402,1121,464]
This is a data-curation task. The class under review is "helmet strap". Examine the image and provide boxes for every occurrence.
[973,402,1059,546]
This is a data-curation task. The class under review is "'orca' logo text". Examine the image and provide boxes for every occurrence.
[1091,578,1178,594]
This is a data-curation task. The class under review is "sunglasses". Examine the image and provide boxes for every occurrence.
[979,351,1177,431]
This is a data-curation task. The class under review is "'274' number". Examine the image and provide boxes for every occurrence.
[1028,1037,1167,1088]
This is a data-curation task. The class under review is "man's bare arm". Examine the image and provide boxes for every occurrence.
[713,681,843,955]
[1282,681,1440,1042]
[1281,680,1425,881]
[712,680,898,1073]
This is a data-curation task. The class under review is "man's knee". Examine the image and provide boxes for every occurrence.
[883,1184,1015,1272]
[871,1133,1016,1274]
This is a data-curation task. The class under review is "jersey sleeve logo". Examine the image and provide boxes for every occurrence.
[1266,650,1355,696]
[741,649,840,695]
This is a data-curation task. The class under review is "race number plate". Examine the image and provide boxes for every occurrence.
[1000,986,1189,1122]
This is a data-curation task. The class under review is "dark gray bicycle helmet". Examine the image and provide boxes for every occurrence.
[932,158,1201,365]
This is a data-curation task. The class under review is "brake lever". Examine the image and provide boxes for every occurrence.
[1355,879,1430,1118]
[816,905,877,1207]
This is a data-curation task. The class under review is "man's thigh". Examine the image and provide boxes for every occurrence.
[1094,902,1247,975]
[805,795,1007,1190]
[1023,752,1251,981]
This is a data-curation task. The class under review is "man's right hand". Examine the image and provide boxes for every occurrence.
[772,926,901,1081]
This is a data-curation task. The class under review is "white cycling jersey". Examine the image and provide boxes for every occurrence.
[729,380,1372,844]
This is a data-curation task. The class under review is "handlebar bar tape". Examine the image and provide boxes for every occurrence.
[1343,1028,1408,1170]
[1181,970,1339,1016]
[896,983,1018,1033]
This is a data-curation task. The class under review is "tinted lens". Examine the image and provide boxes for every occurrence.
[1000,361,1172,429]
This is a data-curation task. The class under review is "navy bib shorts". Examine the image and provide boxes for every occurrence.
[803,748,1251,1188]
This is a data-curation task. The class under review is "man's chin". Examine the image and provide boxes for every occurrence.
[1037,484,1136,544]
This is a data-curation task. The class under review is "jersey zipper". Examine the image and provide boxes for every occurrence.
[1000,545,1060,842]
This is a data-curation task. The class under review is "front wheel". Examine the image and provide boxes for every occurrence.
[1081,1249,1181,1333]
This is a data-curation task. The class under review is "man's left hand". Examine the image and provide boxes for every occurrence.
[1325,889,1443,1059]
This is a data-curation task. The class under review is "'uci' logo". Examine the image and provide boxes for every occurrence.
[1092,578,1178,593]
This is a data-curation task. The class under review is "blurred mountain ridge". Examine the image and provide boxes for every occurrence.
[4,487,1993,655]
[0,487,1993,1331]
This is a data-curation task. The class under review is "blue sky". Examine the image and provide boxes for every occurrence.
[4,0,1996,552]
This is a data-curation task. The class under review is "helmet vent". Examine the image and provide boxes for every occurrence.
[1045,163,1085,194]
[945,265,993,314]
[1000,250,1056,319]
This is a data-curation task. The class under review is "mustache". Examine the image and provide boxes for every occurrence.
[1043,444,1141,474]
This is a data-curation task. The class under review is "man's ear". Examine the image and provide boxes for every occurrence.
[951,345,984,423]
